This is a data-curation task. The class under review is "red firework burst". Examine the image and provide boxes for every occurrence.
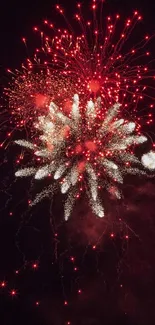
[3,0,154,140]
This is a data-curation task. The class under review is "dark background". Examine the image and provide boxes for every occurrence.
[0,0,155,325]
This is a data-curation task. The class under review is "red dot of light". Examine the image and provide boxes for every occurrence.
[77,161,86,173]
[10,289,16,296]
[61,125,70,138]
[46,142,54,152]
[63,99,72,115]
[64,300,68,305]
[1,281,6,287]
[75,144,83,154]
[88,79,100,92]
[85,140,97,152]
[92,4,96,10]
[35,94,47,108]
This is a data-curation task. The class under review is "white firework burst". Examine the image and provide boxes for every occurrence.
[15,94,150,220]
[141,151,155,170]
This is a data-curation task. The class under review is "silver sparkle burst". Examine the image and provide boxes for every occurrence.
[15,95,150,220]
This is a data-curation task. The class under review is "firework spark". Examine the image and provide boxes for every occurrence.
[15,95,150,220]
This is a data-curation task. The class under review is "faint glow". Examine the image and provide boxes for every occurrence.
[36,301,40,306]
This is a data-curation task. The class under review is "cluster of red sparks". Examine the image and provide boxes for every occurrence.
[2,0,155,223]
[3,0,154,141]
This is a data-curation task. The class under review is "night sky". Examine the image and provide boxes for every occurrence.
[0,0,155,325]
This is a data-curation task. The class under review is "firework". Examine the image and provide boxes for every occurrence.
[3,1,155,219]
[4,1,154,136]
[15,94,151,220]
